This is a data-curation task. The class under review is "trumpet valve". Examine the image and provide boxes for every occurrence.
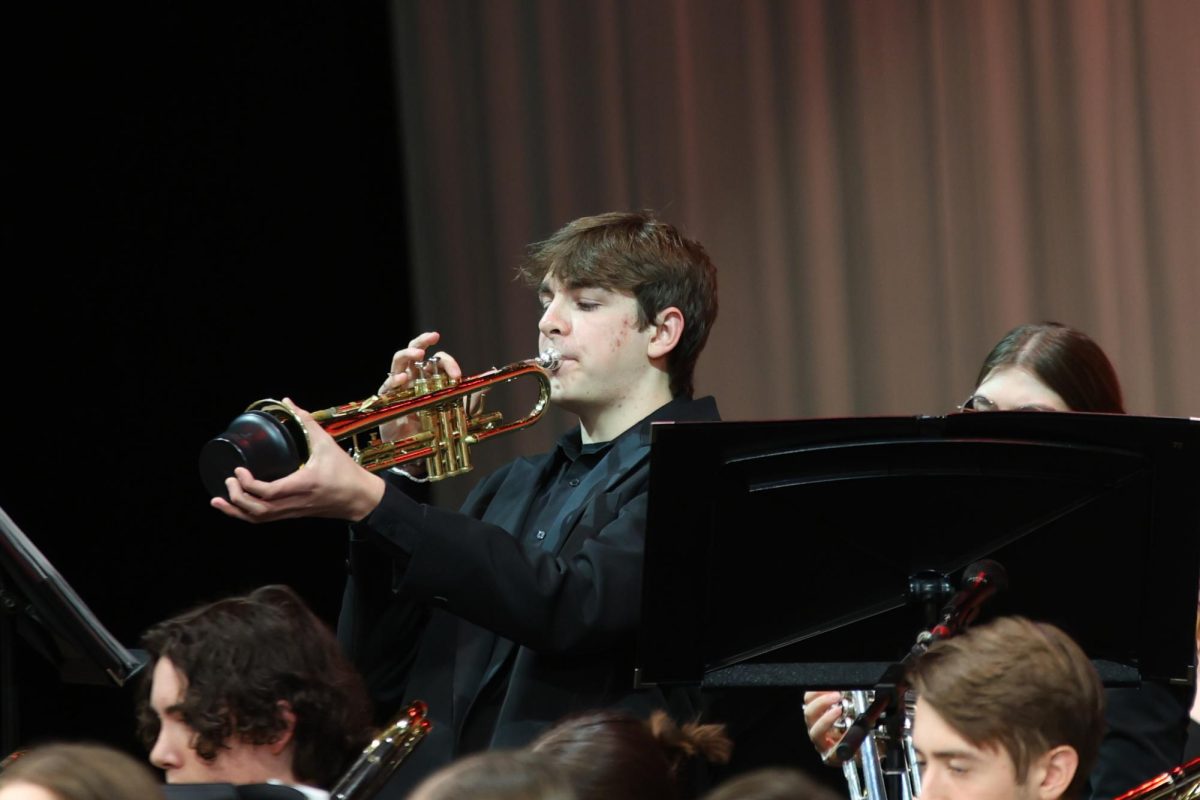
[410,356,455,397]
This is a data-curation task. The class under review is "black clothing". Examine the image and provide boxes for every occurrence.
[1087,684,1191,799]
[1184,717,1200,763]
[338,395,721,798]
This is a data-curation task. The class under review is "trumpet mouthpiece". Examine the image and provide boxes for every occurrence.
[536,347,562,372]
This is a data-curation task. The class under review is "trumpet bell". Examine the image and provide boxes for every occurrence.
[199,405,309,500]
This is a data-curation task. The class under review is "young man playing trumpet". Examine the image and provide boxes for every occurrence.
[211,210,721,797]
[806,615,1106,800]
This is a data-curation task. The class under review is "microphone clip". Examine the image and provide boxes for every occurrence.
[927,559,1009,643]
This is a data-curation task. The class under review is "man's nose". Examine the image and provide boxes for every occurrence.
[149,732,178,772]
[538,298,568,338]
[913,768,938,799]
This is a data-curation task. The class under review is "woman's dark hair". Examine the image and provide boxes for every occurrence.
[136,584,373,789]
[0,742,165,800]
[529,709,732,800]
[975,322,1125,413]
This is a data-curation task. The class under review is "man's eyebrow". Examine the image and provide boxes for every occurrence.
[929,749,981,760]
[913,745,979,760]
[538,281,611,296]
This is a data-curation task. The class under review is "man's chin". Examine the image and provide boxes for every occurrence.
[549,391,576,411]
[550,388,593,416]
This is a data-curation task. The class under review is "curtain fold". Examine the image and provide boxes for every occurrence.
[388,0,1200,507]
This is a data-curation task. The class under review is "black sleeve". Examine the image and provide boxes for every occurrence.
[336,475,439,722]
[352,471,651,655]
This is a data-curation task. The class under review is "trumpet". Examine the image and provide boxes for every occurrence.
[1114,756,1200,799]
[199,349,560,499]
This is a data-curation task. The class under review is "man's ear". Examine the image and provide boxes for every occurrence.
[1032,744,1078,800]
[647,307,684,360]
[269,701,297,755]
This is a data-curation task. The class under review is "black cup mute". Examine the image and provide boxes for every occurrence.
[199,407,309,500]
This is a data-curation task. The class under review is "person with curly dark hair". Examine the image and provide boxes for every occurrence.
[137,585,374,795]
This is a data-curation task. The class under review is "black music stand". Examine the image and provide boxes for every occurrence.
[0,505,148,756]
[635,412,1200,692]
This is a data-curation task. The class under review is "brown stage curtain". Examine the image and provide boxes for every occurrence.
[386,0,1199,509]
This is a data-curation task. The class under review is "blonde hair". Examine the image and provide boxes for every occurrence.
[701,767,843,800]
[0,742,164,800]
[409,750,576,800]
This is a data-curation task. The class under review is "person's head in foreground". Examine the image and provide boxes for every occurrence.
[137,584,373,788]
[528,708,732,800]
[0,742,164,800]
[964,321,1124,414]
[907,615,1105,800]
[699,766,843,800]
[407,749,577,800]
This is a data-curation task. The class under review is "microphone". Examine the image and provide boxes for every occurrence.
[928,559,1008,641]
[835,560,1009,766]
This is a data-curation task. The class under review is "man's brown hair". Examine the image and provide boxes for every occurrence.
[907,616,1105,799]
[517,210,719,398]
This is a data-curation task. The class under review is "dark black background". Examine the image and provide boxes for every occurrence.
[2,4,415,761]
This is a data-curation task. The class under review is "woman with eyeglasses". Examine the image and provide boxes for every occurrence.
[803,321,1189,800]
[958,321,1125,415]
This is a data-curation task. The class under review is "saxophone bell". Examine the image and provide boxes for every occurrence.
[836,689,922,800]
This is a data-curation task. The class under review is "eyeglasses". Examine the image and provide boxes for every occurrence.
[957,394,1058,413]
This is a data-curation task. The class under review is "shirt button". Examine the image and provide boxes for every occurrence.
[536,530,547,540]
[568,478,580,487]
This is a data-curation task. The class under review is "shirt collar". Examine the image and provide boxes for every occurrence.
[554,394,715,461]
